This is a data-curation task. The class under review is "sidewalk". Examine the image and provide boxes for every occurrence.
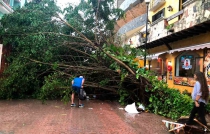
[0,99,169,134]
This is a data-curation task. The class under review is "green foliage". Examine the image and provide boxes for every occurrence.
[206,103,210,113]
[137,70,194,120]
[0,0,125,104]
[99,79,109,86]
[118,87,129,106]
[103,44,144,70]
[63,0,125,38]
[39,72,71,103]
[166,23,174,30]
[0,0,63,100]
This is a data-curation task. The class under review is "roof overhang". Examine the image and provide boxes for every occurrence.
[169,42,210,53]
[148,42,210,59]
[138,20,210,49]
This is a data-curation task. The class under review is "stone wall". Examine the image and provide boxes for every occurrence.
[149,19,168,42]
[174,0,210,32]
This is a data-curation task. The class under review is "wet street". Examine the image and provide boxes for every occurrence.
[0,99,169,134]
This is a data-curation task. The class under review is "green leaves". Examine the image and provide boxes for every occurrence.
[0,0,63,99]
[139,70,194,120]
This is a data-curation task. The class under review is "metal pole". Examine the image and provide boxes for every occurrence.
[144,4,149,67]
[149,60,151,70]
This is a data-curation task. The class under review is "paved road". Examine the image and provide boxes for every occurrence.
[0,99,169,134]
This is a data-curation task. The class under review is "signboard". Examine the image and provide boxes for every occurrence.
[182,58,192,70]
[180,55,193,71]
[204,49,210,89]
[207,64,210,79]
[0,44,3,70]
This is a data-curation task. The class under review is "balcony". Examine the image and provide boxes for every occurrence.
[150,0,165,11]
[139,0,210,49]
[182,0,199,8]
[117,13,147,36]
[0,0,13,14]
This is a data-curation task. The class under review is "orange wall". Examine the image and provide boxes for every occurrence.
[149,32,210,93]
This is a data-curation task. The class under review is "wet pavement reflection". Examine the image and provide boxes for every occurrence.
[0,99,169,134]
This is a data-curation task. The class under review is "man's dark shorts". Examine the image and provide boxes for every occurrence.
[72,86,80,94]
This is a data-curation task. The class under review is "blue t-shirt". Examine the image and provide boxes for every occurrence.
[72,77,83,88]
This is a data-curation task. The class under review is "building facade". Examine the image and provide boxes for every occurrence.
[116,0,210,92]
[115,0,147,47]
[0,0,25,18]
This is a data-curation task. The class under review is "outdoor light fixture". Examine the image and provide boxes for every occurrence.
[167,5,173,11]
[168,61,172,66]
[144,0,150,67]
[145,0,150,5]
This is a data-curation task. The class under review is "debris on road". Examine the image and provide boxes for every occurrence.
[124,103,139,114]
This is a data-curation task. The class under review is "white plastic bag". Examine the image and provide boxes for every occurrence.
[138,104,145,111]
[124,102,139,113]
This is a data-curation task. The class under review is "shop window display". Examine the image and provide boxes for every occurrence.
[174,52,200,86]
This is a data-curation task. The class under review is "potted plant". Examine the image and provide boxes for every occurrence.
[166,24,174,32]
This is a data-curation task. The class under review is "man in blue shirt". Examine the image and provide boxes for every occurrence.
[71,76,85,108]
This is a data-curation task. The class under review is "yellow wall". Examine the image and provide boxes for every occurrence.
[165,0,179,24]
[149,0,179,24]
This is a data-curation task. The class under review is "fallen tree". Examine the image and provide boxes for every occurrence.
[0,0,209,120]
[0,0,148,103]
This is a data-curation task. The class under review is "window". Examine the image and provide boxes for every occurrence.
[175,52,200,77]
[182,0,188,4]
[152,8,165,22]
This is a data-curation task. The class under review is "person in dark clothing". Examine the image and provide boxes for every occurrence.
[71,76,85,108]
[186,71,209,128]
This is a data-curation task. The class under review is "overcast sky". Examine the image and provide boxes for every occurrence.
[56,0,80,9]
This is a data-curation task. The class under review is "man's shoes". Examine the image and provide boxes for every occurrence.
[71,103,76,107]
[204,128,207,132]
[79,104,84,108]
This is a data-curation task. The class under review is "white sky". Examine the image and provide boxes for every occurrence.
[56,0,81,9]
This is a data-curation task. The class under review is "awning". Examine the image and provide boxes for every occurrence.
[136,51,167,60]
[147,51,167,59]
[169,42,210,53]
[147,42,210,59]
